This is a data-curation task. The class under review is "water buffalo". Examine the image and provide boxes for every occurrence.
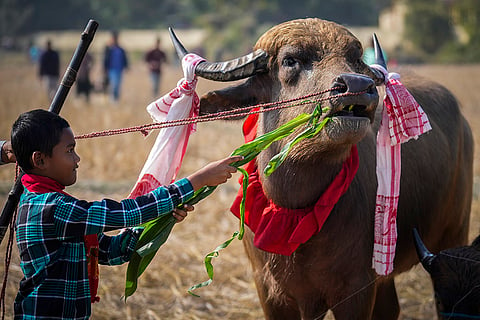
[171,18,473,319]
[414,229,480,319]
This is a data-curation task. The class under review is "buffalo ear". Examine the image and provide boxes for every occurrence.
[199,76,268,117]
[471,235,480,251]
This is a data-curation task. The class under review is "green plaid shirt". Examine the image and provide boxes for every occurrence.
[14,178,193,320]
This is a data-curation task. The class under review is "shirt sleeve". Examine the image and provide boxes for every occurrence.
[0,140,6,165]
[52,178,193,238]
[97,227,143,265]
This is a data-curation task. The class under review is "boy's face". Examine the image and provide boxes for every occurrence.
[42,127,80,186]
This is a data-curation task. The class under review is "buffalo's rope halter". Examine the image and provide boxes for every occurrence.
[74,87,362,140]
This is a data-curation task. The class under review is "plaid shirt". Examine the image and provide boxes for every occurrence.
[14,178,193,320]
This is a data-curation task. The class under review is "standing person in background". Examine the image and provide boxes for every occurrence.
[39,39,60,100]
[103,31,128,103]
[102,42,111,95]
[28,40,40,65]
[144,37,167,97]
[76,52,94,103]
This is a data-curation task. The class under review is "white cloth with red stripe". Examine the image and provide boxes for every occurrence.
[371,64,432,275]
[129,54,205,198]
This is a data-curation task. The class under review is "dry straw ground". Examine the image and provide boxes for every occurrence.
[0,49,479,320]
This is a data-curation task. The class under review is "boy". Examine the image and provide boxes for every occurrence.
[11,109,242,319]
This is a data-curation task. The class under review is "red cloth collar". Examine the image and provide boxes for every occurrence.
[230,114,359,255]
[21,173,100,303]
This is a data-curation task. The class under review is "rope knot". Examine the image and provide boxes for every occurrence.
[177,77,198,96]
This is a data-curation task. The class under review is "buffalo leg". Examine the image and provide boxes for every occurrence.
[261,298,302,320]
[372,278,399,320]
[330,281,376,320]
[243,231,301,320]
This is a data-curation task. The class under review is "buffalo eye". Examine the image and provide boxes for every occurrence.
[280,55,302,85]
[282,56,297,68]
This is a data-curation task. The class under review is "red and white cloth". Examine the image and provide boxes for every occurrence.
[371,64,432,275]
[129,54,205,198]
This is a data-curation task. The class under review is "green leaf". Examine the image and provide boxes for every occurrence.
[187,231,240,297]
[264,116,331,176]
[237,168,248,240]
[136,217,176,257]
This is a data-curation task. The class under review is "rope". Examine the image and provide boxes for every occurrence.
[314,276,380,319]
[75,88,363,140]
[0,165,19,320]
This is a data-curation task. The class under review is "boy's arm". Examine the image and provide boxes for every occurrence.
[52,155,241,237]
[53,178,194,237]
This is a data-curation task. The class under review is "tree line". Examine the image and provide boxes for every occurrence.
[1,0,480,62]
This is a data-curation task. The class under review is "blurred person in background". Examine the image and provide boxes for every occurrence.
[144,37,167,97]
[39,39,60,100]
[76,52,94,103]
[28,40,40,64]
[103,31,128,103]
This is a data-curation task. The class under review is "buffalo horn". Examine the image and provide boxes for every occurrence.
[169,27,189,60]
[368,33,387,85]
[412,228,436,273]
[169,27,268,82]
[373,33,387,69]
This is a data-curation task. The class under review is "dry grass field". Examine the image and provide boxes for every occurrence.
[0,47,479,320]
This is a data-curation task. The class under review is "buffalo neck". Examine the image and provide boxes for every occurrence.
[257,149,349,209]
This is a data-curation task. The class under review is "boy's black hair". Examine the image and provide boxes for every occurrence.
[11,109,70,171]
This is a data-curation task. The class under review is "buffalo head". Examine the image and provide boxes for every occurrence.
[414,228,480,319]
[170,18,385,165]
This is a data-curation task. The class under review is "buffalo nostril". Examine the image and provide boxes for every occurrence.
[332,73,375,94]
[331,76,348,94]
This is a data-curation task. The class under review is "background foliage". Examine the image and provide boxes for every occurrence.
[1,1,480,61]
[404,0,480,62]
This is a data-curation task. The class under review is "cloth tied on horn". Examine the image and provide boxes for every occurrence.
[370,64,432,275]
[129,54,205,198]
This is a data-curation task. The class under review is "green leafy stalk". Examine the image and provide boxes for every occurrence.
[264,117,331,176]
[124,213,176,299]
[187,230,240,297]
[125,104,330,299]
[186,167,249,296]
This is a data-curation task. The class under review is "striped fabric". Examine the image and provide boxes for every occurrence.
[371,65,432,275]
[14,178,193,319]
[129,53,205,198]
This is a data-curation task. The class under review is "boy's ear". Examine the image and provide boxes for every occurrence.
[31,151,47,169]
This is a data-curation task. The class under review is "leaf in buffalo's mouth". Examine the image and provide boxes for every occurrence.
[333,104,368,117]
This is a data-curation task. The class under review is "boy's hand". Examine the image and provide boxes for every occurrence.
[1,141,16,164]
[187,155,243,191]
[173,204,194,223]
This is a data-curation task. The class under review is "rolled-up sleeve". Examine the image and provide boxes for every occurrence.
[97,227,143,265]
